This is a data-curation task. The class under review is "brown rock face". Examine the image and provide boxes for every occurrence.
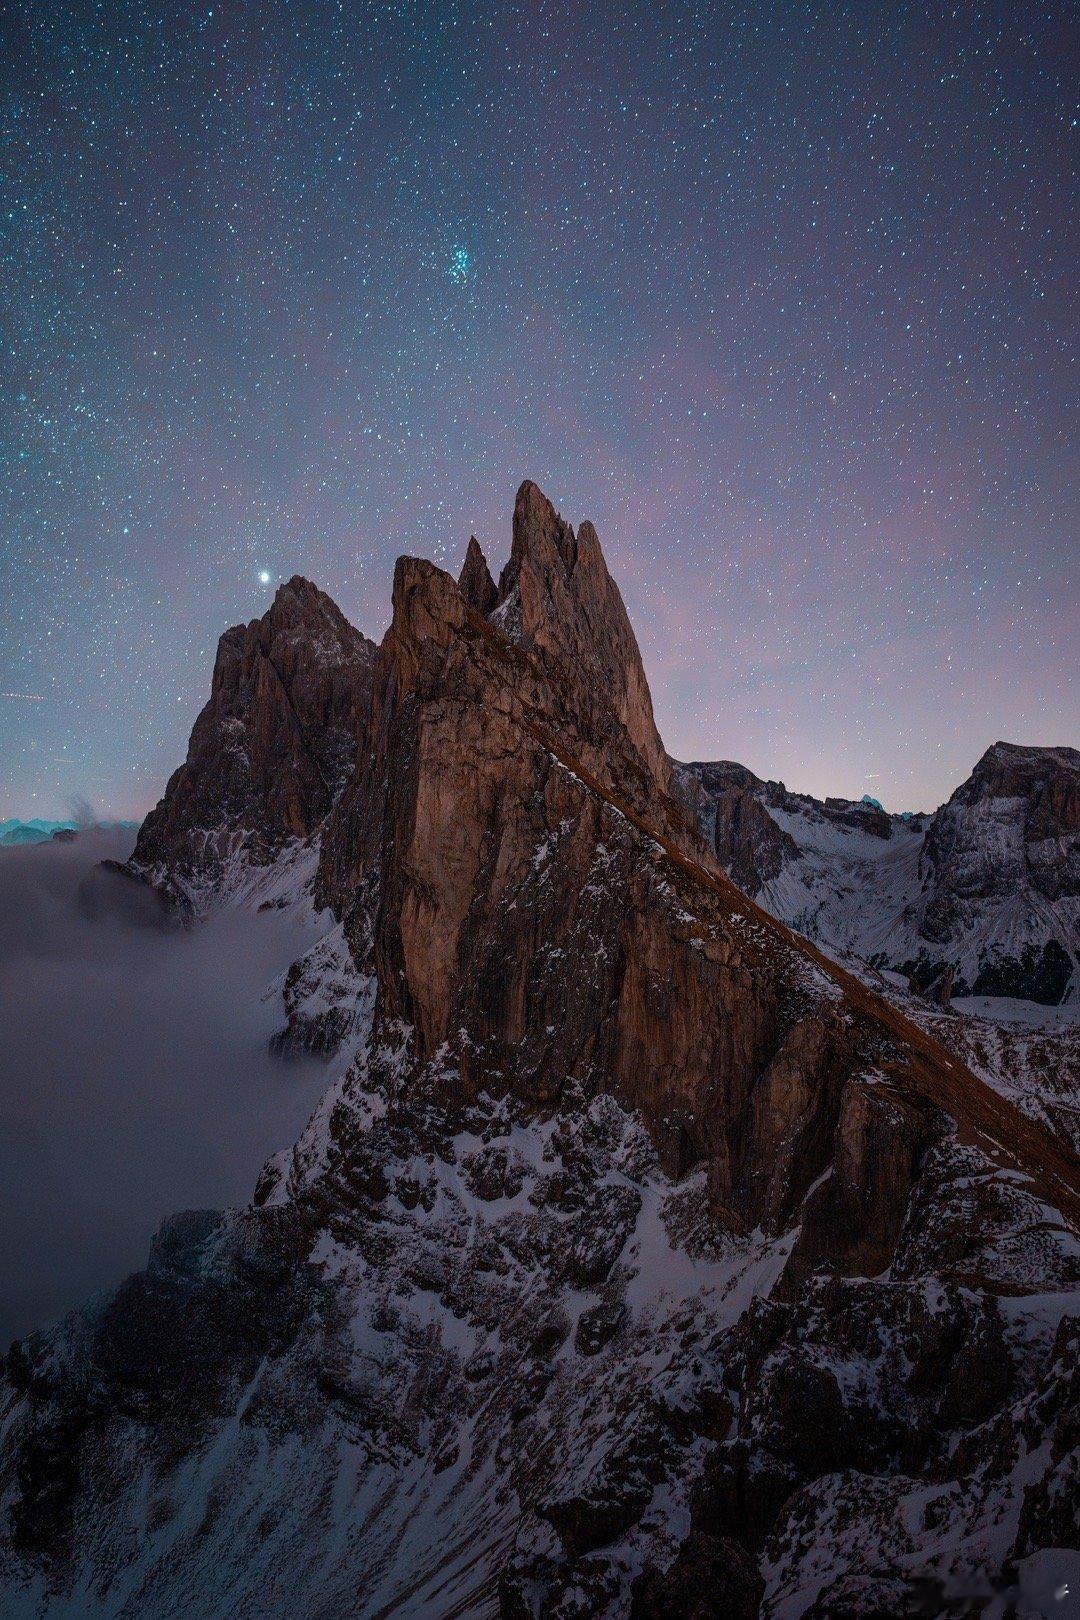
[458,535,498,615]
[707,1012,857,1233]
[781,1072,941,1292]
[492,481,671,797]
[678,759,799,893]
[131,577,375,894]
[313,483,1069,1277]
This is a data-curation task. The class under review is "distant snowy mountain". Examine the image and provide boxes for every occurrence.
[677,743,1079,1004]
[0,819,75,846]
[0,819,139,848]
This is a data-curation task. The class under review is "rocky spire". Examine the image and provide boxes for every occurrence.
[491,481,670,792]
[457,535,498,615]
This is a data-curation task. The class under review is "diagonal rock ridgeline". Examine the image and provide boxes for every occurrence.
[307,480,1078,1280]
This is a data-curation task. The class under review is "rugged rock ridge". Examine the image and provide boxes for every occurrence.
[309,485,952,1278]
[130,576,376,909]
[675,761,801,896]
[919,741,1079,999]
[679,742,1079,1004]
[2,485,1077,1619]
[487,481,670,795]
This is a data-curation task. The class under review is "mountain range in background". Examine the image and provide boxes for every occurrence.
[678,741,1078,1006]
[1,484,1076,1619]
[0,820,78,847]
[0,819,139,848]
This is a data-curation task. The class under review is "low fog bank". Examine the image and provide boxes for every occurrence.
[0,829,326,1347]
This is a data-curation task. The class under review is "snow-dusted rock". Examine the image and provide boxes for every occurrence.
[128,576,375,915]
[2,486,1076,1619]
[679,741,1079,1004]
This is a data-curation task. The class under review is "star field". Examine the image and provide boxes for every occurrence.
[1,1,1075,817]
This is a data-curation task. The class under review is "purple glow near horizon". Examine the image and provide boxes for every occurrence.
[1,2,1074,819]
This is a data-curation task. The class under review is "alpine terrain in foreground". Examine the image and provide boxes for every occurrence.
[1,484,1077,1619]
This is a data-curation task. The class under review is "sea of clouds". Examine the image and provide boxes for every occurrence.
[0,828,325,1346]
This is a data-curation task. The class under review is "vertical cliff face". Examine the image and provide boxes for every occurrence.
[492,481,671,799]
[313,490,914,1248]
[130,577,376,906]
[917,741,1079,999]
[924,742,1080,902]
[676,760,800,895]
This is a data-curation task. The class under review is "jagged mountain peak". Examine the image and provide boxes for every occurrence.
[977,738,1080,766]
[218,573,344,641]
[458,534,498,615]
[961,738,1080,802]
[212,573,372,677]
[495,480,622,628]
[237,572,374,683]
[384,552,473,695]
[375,485,672,814]
[273,571,332,605]
[131,576,376,905]
[485,480,669,792]
[5,482,1080,1618]
[501,477,578,584]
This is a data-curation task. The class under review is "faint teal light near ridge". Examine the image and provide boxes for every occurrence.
[448,245,471,284]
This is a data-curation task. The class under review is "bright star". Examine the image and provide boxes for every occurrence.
[258,570,271,586]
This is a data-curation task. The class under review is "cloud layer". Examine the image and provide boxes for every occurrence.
[0,830,325,1347]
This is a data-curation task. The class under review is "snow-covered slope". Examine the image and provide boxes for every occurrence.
[678,743,1079,1004]
[887,985,1080,1157]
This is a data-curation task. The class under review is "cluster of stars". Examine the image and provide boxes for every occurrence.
[0,1,1074,817]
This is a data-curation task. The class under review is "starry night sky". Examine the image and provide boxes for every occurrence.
[2,1,1075,819]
